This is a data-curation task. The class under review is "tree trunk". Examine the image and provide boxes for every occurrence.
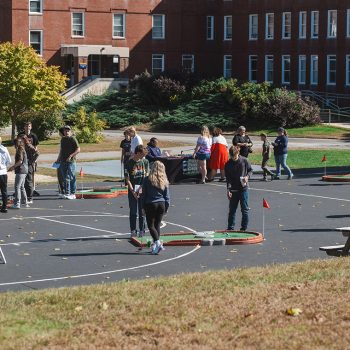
[11,113,16,141]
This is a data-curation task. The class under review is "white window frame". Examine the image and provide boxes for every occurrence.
[346,55,350,86]
[298,55,307,85]
[265,13,274,40]
[299,11,307,39]
[249,55,258,83]
[29,0,42,14]
[281,55,291,85]
[327,10,337,38]
[311,11,319,39]
[310,55,318,85]
[112,13,126,39]
[152,14,165,39]
[347,10,350,37]
[224,16,232,40]
[182,54,195,73]
[223,55,232,78]
[29,30,43,56]
[327,55,337,86]
[249,14,258,40]
[206,16,214,40]
[71,12,85,38]
[282,12,291,39]
[152,54,165,75]
[265,55,274,83]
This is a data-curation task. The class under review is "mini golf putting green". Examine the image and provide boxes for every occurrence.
[322,174,350,182]
[131,230,264,247]
[75,187,128,199]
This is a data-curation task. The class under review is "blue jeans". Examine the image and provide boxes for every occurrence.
[274,154,293,177]
[60,161,77,195]
[128,190,145,232]
[227,189,249,231]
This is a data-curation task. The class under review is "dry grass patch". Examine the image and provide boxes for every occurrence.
[1,258,350,349]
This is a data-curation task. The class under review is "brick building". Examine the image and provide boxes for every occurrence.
[0,0,349,96]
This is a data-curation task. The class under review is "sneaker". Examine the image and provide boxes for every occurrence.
[287,175,294,180]
[24,204,30,208]
[0,207,8,213]
[65,194,76,200]
[27,200,33,204]
[152,242,164,255]
[58,193,65,199]
[11,204,20,209]
[130,230,137,238]
[218,178,226,182]
[138,230,145,237]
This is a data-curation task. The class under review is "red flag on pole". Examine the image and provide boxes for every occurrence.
[263,198,270,209]
[79,167,84,177]
[321,155,327,162]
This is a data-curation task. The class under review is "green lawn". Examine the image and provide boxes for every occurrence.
[1,258,350,349]
[249,125,350,139]
[249,149,350,170]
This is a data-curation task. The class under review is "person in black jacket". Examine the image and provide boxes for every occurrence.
[232,126,253,158]
[271,127,293,180]
[224,145,252,231]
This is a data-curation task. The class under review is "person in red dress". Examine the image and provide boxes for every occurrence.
[208,127,228,182]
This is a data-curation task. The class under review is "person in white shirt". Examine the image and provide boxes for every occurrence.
[127,126,143,155]
[0,136,12,213]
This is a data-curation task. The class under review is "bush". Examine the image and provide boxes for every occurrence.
[67,107,106,143]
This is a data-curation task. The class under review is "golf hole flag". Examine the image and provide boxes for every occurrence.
[322,155,327,162]
[263,198,270,209]
[79,167,84,177]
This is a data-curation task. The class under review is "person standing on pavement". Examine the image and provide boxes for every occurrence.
[128,126,143,155]
[0,136,11,213]
[193,125,212,184]
[18,122,39,204]
[260,133,274,181]
[271,127,293,180]
[57,125,80,199]
[232,126,253,158]
[8,138,29,209]
[120,130,132,184]
[225,145,252,231]
[142,161,170,254]
[125,145,149,237]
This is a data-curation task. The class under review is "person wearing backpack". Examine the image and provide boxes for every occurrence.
[0,136,11,213]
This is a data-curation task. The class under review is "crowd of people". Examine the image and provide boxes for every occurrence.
[0,122,293,254]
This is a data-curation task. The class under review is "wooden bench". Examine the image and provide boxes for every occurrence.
[319,227,350,257]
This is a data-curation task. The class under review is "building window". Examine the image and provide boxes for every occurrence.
[223,55,232,78]
[311,11,319,39]
[182,55,195,73]
[310,55,318,85]
[327,10,337,38]
[224,16,232,40]
[152,14,165,39]
[113,14,125,38]
[206,16,214,40]
[282,55,291,84]
[152,54,164,75]
[298,55,306,85]
[29,0,42,14]
[346,55,350,86]
[265,13,274,39]
[72,12,84,37]
[347,10,350,37]
[249,14,258,40]
[265,55,274,83]
[327,55,336,85]
[249,55,258,82]
[299,11,307,39]
[29,30,43,56]
[282,12,291,39]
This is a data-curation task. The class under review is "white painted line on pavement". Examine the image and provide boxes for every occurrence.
[0,245,201,287]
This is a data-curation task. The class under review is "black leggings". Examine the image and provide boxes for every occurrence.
[0,174,8,208]
[145,202,166,242]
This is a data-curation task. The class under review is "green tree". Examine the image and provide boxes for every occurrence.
[68,107,106,143]
[0,42,67,140]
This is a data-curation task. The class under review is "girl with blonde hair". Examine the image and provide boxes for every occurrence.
[192,125,212,184]
[142,161,170,254]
